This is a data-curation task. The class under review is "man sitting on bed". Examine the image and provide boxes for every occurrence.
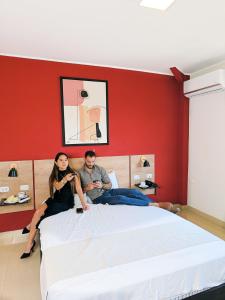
[78,150,180,212]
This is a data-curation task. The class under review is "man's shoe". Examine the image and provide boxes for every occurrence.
[171,206,181,214]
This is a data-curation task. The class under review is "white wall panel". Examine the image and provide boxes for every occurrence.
[188,90,225,221]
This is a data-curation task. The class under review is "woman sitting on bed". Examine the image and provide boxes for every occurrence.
[20,152,89,259]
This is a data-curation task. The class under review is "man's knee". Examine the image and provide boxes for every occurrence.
[130,189,142,196]
[117,195,127,201]
[107,195,127,204]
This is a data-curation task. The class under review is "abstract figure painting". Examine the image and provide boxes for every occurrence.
[60,77,109,146]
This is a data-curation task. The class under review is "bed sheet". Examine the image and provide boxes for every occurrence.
[39,204,225,300]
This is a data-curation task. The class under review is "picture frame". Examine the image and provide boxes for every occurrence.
[60,77,109,146]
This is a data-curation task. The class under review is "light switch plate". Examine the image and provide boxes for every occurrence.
[146,173,153,179]
[133,175,140,180]
[0,186,10,193]
[20,185,29,191]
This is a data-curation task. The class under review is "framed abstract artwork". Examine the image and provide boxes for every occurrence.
[60,77,109,146]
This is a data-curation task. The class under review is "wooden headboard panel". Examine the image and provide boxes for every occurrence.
[95,156,130,188]
[0,160,34,214]
[33,159,53,208]
[34,156,130,208]
[130,154,155,195]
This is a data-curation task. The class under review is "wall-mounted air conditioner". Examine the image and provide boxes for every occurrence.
[184,69,225,97]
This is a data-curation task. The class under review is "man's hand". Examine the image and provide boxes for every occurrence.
[93,181,103,189]
[85,182,96,191]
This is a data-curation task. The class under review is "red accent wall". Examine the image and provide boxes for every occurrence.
[0,55,188,232]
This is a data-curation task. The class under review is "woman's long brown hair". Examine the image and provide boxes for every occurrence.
[49,152,75,197]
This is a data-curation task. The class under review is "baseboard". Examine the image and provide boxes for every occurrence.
[182,205,225,228]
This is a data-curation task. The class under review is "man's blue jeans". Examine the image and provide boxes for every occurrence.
[93,188,153,206]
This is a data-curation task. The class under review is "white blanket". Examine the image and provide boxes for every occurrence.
[39,205,225,300]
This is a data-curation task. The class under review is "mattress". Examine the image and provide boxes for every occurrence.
[39,204,225,300]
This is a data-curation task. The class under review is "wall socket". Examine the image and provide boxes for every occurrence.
[146,173,153,179]
[0,186,10,193]
[133,175,140,180]
[20,185,29,191]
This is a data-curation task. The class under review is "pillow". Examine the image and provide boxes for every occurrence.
[85,194,93,204]
[74,193,93,206]
[108,170,119,189]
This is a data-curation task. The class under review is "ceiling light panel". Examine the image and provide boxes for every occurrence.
[140,0,175,10]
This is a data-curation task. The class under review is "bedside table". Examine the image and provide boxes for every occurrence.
[133,184,156,195]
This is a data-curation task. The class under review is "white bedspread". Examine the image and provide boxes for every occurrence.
[39,204,225,300]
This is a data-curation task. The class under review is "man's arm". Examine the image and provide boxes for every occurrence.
[102,181,112,190]
[78,169,94,192]
[83,182,96,192]
[98,166,112,190]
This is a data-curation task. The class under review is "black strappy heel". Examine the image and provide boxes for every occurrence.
[20,240,36,259]
[22,227,30,234]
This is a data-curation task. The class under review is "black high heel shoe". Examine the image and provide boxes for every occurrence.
[22,227,30,234]
[20,240,36,259]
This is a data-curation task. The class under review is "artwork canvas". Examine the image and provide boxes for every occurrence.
[60,77,109,146]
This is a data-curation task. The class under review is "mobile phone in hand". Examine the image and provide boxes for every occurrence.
[76,208,83,213]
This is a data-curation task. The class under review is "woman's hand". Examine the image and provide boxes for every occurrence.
[74,175,90,211]
[82,203,90,210]
[65,173,75,182]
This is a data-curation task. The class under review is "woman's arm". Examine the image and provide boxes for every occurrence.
[53,173,74,190]
[75,175,89,210]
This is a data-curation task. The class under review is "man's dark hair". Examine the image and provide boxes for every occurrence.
[85,150,96,158]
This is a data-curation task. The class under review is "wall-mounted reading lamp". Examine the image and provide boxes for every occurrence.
[8,165,18,177]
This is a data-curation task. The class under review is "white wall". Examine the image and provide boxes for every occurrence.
[191,60,225,78]
[188,90,225,222]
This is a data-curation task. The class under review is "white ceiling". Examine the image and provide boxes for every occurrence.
[1,0,225,75]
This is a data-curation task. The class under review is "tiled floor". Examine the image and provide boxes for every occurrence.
[0,206,224,300]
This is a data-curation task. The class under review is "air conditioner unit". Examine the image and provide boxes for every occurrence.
[184,69,225,97]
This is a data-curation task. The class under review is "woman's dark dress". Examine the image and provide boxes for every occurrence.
[37,170,75,227]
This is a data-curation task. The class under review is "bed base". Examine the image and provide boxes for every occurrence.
[38,218,225,300]
[186,282,225,300]
[39,236,225,300]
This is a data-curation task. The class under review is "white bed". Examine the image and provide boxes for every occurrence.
[39,204,225,300]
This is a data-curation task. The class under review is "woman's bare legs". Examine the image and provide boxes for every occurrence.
[23,203,47,253]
